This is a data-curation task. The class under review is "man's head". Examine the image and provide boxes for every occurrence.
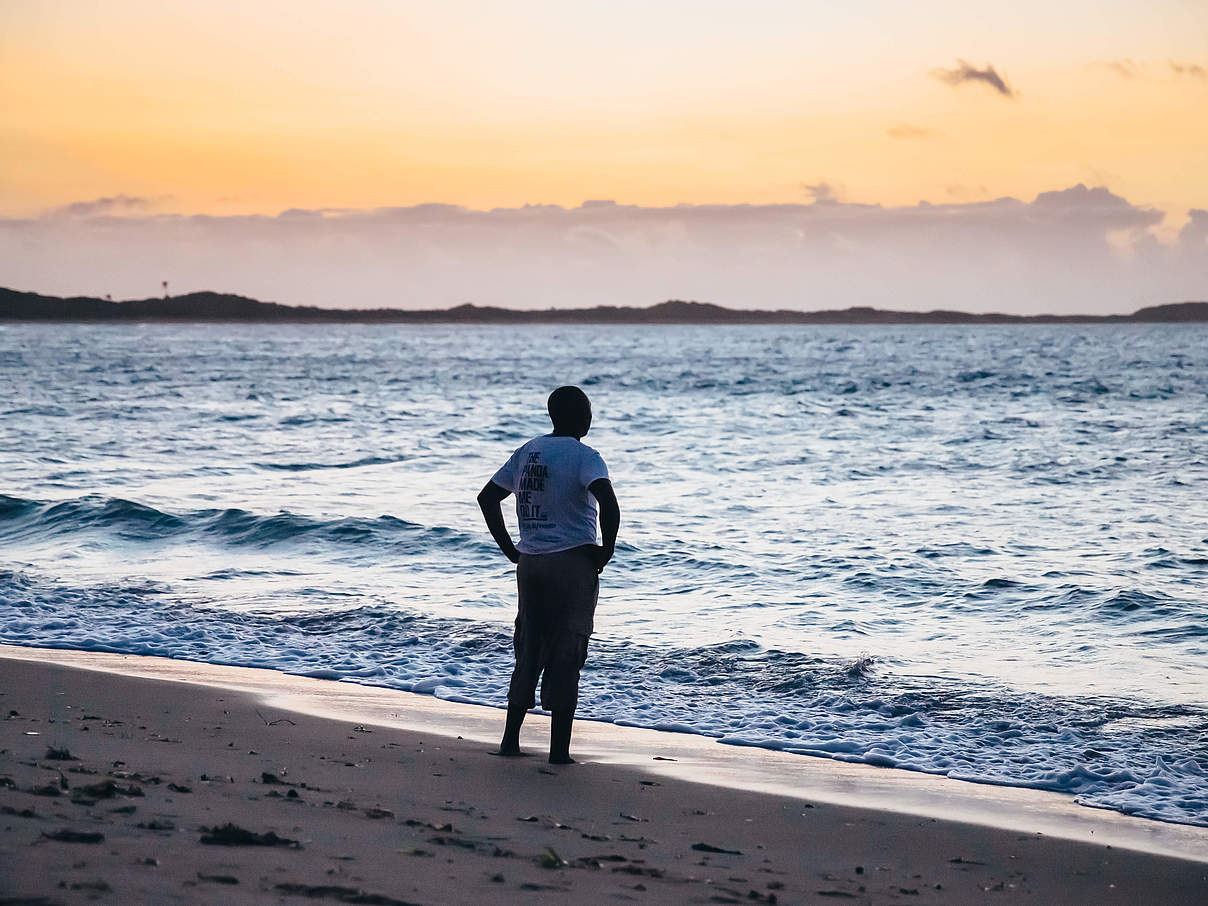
[548,386,592,438]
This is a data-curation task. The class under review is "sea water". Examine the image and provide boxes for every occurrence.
[1,322,1205,826]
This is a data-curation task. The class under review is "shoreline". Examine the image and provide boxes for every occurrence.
[4,645,1207,863]
[1,648,1206,904]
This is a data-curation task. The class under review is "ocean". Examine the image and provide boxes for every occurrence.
[1,321,1205,826]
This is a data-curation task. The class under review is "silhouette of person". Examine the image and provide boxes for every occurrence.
[478,386,620,764]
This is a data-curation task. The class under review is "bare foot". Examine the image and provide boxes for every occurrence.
[490,747,530,757]
[548,754,576,765]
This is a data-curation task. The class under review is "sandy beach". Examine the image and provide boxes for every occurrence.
[0,648,1205,905]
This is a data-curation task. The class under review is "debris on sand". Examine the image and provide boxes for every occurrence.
[403,819,454,833]
[199,823,301,848]
[611,864,665,878]
[70,880,111,893]
[255,709,296,727]
[691,842,743,855]
[137,819,176,831]
[44,746,77,761]
[41,828,105,843]
[74,779,144,799]
[197,872,239,884]
[273,882,419,904]
[427,835,476,850]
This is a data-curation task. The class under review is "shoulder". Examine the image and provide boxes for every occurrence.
[578,442,609,475]
[497,438,534,473]
[511,436,544,455]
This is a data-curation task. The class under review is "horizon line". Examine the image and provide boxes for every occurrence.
[3,286,1206,324]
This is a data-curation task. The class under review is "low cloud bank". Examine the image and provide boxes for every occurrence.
[1,185,1203,315]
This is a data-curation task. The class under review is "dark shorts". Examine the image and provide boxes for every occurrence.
[507,545,599,713]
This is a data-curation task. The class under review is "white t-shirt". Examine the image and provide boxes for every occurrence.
[491,434,610,555]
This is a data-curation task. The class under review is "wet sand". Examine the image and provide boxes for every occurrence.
[1,649,1205,904]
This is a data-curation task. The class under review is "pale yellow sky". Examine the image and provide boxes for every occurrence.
[2,0,1207,218]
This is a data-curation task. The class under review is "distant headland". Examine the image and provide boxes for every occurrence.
[1,287,1205,324]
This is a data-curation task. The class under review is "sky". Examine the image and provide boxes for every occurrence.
[1,0,1206,312]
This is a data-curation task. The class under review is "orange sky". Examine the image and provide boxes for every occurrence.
[2,0,1207,221]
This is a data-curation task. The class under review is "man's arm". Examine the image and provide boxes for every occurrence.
[477,480,519,563]
[588,477,620,573]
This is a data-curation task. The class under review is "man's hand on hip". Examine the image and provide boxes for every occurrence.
[590,544,613,574]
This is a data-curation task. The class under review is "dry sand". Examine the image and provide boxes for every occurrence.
[1,649,1205,904]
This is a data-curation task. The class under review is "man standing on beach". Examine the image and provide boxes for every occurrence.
[477,386,620,764]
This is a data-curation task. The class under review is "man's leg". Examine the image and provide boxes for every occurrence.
[499,701,529,756]
[540,631,589,764]
[499,616,540,756]
[544,546,598,764]
[548,709,574,764]
[498,555,542,755]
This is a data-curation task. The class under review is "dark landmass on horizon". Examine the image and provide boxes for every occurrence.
[2,286,1206,324]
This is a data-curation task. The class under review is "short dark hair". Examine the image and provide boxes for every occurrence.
[547,385,591,430]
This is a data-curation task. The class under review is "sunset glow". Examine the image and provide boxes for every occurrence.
[4,1,1207,217]
[2,1,1205,311]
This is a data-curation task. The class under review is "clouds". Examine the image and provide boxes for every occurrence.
[48,195,155,218]
[802,182,839,203]
[2,185,1202,316]
[937,54,1205,100]
[887,124,937,140]
[1170,60,1206,79]
[931,59,1015,98]
[1097,60,1140,79]
[1179,209,1208,247]
[1092,59,1207,81]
